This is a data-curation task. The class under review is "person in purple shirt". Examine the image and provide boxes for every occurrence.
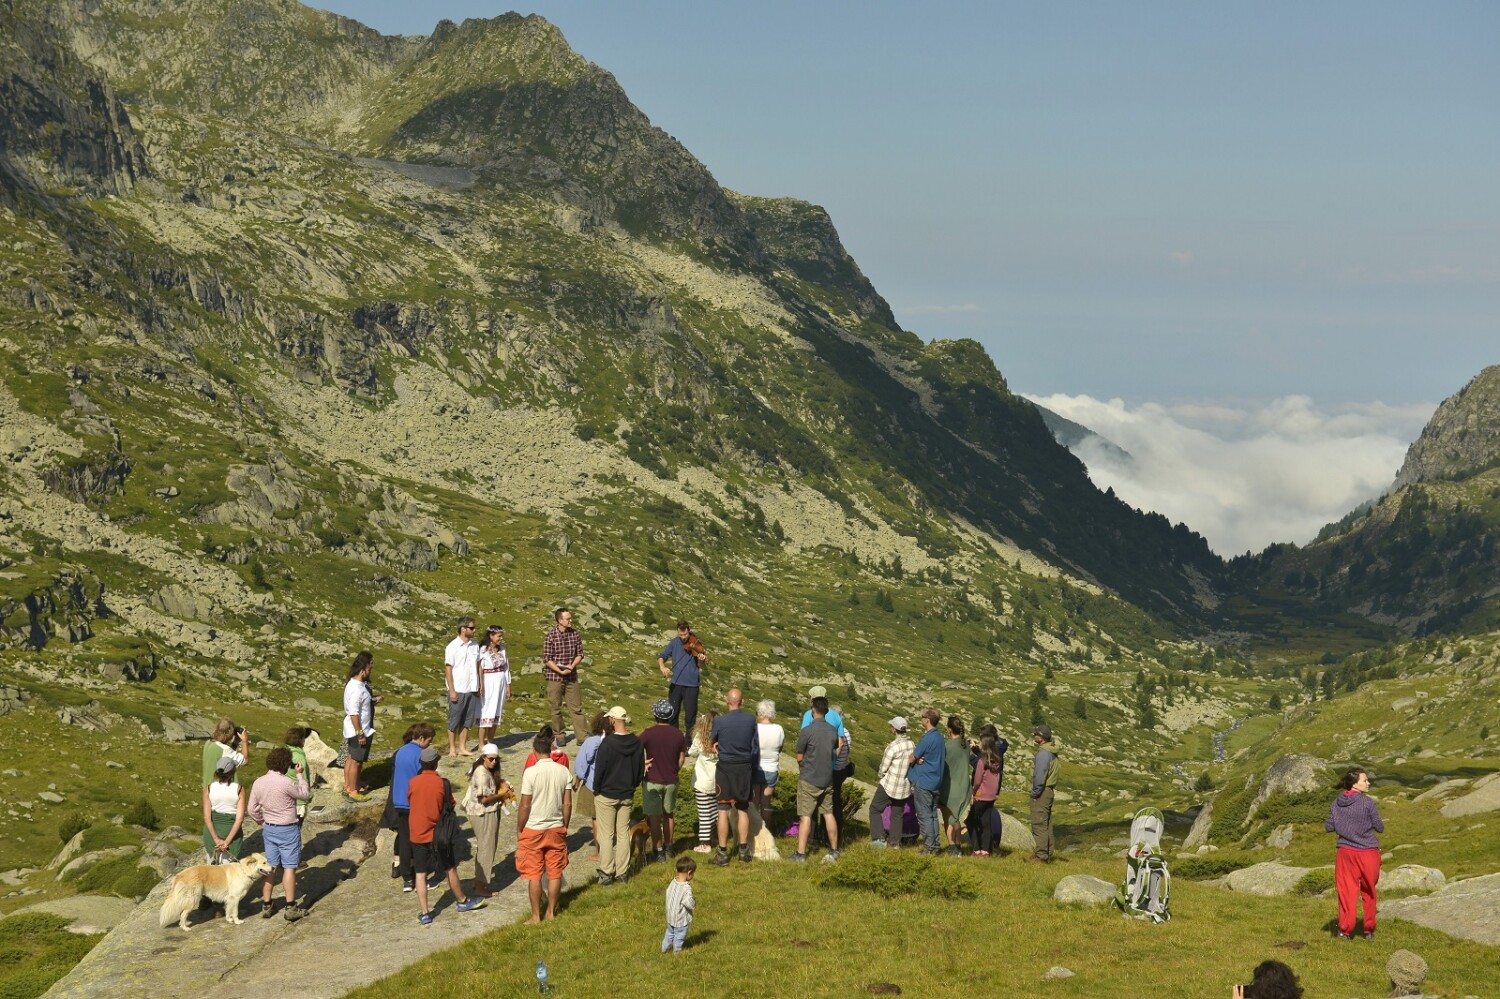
[640,699,688,862]
[1325,767,1384,939]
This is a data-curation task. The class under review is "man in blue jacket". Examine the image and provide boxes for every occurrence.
[908,708,945,855]
[390,723,434,891]
[657,620,706,733]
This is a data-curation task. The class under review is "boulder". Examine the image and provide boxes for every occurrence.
[1412,778,1470,804]
[293,697,322,712]
[1384,872,1500,945]
[1181,799,1214,852]
[1053,874,1116,906]
[1439,772,1500,819]
[1386,949,1427,996]
[55,846,135,882]
[998,811,1035,854]
[49,831,86,870]
[302,730,339,772]
[1248,754,1331,821]
[1265,824,1295,849]
[1382,865,1445,893]
[1223,862,1316,897]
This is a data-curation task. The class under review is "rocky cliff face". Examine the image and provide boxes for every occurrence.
[1393,365,1500,489]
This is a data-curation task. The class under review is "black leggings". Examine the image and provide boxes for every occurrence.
[669,684,700,734]
[967,798,997,852]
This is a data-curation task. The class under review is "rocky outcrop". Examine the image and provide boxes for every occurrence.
[1384,873,1500,946]
[1381,865,1445,893]
[0,569,108,650]
[1247,754,1331,821]
[1438,772,1500,819]
[1393,366,1500,488]
[0,6,147,198]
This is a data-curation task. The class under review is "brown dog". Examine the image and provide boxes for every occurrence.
[626,819,653,875]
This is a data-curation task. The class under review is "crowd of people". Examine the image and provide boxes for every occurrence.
[188,601,1370,987]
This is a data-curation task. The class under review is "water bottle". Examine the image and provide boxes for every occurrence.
[536,959,552,995]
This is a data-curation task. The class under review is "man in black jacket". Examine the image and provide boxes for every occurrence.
[593,705,646,884]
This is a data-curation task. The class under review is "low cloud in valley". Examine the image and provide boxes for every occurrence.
[1025,393,1437,556]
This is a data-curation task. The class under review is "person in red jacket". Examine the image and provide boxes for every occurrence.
[406,746,487,925]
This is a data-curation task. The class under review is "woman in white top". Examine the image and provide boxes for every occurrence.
[463,744,510,897]
[202,755,246,861]
[342,651,381,801]
[755,700,786,829]
[477,625,511,747]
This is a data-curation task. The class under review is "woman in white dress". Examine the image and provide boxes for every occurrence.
[477,625,511,747]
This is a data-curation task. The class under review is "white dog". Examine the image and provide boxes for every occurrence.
[158,852,273,931]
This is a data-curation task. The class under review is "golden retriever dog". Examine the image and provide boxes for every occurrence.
[158,853,272,931]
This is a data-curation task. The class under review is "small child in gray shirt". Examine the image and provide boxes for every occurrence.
[661,855,696,953]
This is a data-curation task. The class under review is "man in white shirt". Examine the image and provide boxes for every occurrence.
[518,732,573,922]
[444,616,482,757]
[342,651,380,801]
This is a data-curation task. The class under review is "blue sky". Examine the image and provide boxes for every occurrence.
[311,1,1495,549]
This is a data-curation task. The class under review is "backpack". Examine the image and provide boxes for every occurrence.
[1114,806,1171,923]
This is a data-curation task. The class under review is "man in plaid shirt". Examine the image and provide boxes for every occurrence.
[543,607,587,746]
[866,716,914,847]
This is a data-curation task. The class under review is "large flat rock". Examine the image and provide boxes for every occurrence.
[15,895,138,935]
[44,743,592,999]
[1383,872,1500,946]
[1438,772,1500,819]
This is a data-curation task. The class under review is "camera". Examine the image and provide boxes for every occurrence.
[234,726,245,738]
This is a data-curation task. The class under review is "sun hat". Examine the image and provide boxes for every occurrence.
[651,699,674,721]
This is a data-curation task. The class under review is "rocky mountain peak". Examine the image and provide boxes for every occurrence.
[1393,365,1500,489]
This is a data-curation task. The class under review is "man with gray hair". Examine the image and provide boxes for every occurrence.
[444,617,481,757]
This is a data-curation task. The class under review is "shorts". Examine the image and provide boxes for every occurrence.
[574,784,595,819]
[410,839,454,876]
[447,691,479,732]
[345,735,372,763]
[516,826,569,880]
[754,767,780,789]
[797,779,831,818]
[261,822,302,869]
[716,760,753,806]
[643,781,678,816]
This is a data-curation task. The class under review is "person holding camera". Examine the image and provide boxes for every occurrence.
[202,718,249,789]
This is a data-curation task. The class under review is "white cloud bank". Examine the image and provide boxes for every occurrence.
[1024,393,1438,556]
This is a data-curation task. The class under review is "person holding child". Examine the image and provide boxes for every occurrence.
[662,855,696,954]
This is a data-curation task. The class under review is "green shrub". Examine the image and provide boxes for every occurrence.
[1207,781,1258,846]
[123,798,159,830]
[817,848,978,900]
[1294,868,1336,896]
[72,853,157,898]
[1257,789,1330,828]
[56,812,89,844]
[1193,772,1213,793]
[0,913,101,999]
[1173,853,1255,880]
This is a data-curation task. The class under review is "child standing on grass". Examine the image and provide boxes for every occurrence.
[662,856,696,954]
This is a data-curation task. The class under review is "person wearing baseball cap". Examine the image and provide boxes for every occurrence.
[868,716,914,848]
[641,699,687,863]
[1026,724,1059,863]
[594,706,645,884]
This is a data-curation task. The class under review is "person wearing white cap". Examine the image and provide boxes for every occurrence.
[463,743,510,897]
[868,716,914,847]
[593,706,645,884]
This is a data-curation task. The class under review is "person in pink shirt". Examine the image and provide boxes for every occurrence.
[248,747,310,921]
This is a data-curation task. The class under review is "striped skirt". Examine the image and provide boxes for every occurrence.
[694,789,719,843]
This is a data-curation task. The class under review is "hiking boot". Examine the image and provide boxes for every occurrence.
[1336,931,1352,939]
[737,844,752,863]
[945,845,961,857]
[390,862,402,879]
[821,850,840,864]
[455,897,486,913]
[1024,855,1050,864]
[261,901,274,919]
[1361,931,1374,940]
[710,849,730,867]
[402,878,415,892]
[788,852,807,862]
[282,905,306,922]
[597,872,615,886]
[869,839,888,849]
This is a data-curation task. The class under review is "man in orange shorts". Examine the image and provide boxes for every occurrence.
[517,731,573,922]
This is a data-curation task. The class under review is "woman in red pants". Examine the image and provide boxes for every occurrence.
[1324,767,1384,939]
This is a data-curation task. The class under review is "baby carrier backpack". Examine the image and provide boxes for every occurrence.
[1115,806,1171,922]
